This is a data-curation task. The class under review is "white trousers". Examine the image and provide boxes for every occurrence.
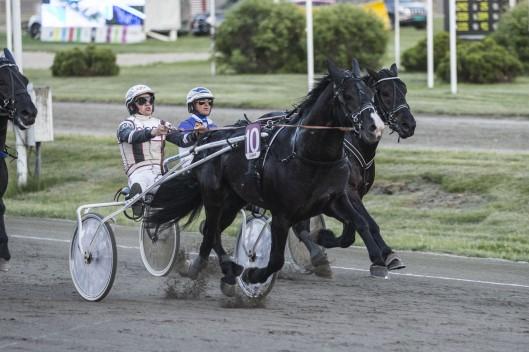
[179,146,194,168]
[128,165,162,193]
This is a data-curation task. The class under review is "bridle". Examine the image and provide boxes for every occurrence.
[333,73,376,136]
[0,62,28,124]
[373,75,410,132]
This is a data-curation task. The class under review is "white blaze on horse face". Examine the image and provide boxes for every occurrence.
[371,110,385,139]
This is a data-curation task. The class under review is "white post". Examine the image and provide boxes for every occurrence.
[448,0,457,94]
[426,0,434,88]
[508,0,516,8]
[210,0,216,77]
[394,0,400,68]
[11,0,29,186]
[306,0,314,91]
[5,0,13,51]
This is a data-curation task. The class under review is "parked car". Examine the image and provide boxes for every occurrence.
[385,0,427,29]
[190,12,225,36]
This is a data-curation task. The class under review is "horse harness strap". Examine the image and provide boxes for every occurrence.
[0,62,26,119]
[343,139,374,170]
[343,139,374,191]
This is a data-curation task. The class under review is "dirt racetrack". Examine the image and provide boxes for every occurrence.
[2,103,529,351]
[1,217,528,352]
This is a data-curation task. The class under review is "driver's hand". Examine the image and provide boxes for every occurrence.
[151,124,169,137]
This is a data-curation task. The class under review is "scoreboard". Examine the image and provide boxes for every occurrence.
[444,0,510,38]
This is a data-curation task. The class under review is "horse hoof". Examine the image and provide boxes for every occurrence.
[185,257,208,280]
[370,264,388,279]
[386,253,406,271]
[310,251,330,268]
[313,263,333,278]
[220,279,236,297]
[0,258,10,272]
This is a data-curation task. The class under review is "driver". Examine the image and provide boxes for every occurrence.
[117,84,197,216]
[177,87,218,166]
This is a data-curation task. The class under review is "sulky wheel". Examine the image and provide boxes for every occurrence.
[286,215,326,273]
[234,214,277,298]
[70,213,117,302]
[139,213,180,277]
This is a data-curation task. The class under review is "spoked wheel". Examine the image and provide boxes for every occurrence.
[287,215,326,273]
[70,213,117,302]
[139,210,180,277]
[234,214,277,298]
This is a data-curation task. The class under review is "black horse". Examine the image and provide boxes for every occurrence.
[0,49,38,272]
[147,60,385,294]
[292,64,416,275]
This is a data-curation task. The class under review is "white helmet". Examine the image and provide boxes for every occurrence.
[186,87,214,113]
[125,84,155,114]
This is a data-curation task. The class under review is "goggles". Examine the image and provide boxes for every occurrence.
[196,99,213,106]
[135,96,154,106]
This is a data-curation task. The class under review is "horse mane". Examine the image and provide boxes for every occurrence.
[293,74,332,118]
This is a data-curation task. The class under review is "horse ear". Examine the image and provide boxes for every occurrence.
[3,48,16,64]
[390,63,398,75]
[327,58,343,82]
[351,58,361,78]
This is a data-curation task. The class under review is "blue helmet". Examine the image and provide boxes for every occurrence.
[186,87,214,113]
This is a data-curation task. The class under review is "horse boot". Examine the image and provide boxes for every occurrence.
[219,254,241,297]
[0,241,11,272]
[297,231,333,278]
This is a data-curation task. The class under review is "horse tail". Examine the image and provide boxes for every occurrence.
[145,173,203,229]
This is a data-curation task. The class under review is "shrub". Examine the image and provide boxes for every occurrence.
[52,45,119,77]
[216,0,388,74]
[216,0,306,73]
[401,31,449,72]
[313,4,388,72]
[492,2,529,73]
[436,38,522,83]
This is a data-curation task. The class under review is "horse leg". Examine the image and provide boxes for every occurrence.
[355,199,405,270]
[348,196,390,277]
[210,198,245,296]
[325,192,387,277]
[0,199,10,272]
[0,157,10,272]
[291,220,330,269]
[184,205,222,280]
[243,214,289,284]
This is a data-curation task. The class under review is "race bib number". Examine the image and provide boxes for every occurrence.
[245,123,261,160]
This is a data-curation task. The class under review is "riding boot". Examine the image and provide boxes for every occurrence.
[127,183,144,218]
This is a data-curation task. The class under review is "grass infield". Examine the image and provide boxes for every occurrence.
[5,134,529,263]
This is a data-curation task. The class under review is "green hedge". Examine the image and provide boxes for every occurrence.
[436,38,522,83]
[313,4,387,72]
[492,2,529,73]
[401,31,449,72]
[216,0,306,73]
[51,45,119,77]
[216,0,388,73]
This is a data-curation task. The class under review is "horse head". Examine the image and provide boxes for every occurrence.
[366,63,415,139]
[0,48,38,130]
[328,59,384,144]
